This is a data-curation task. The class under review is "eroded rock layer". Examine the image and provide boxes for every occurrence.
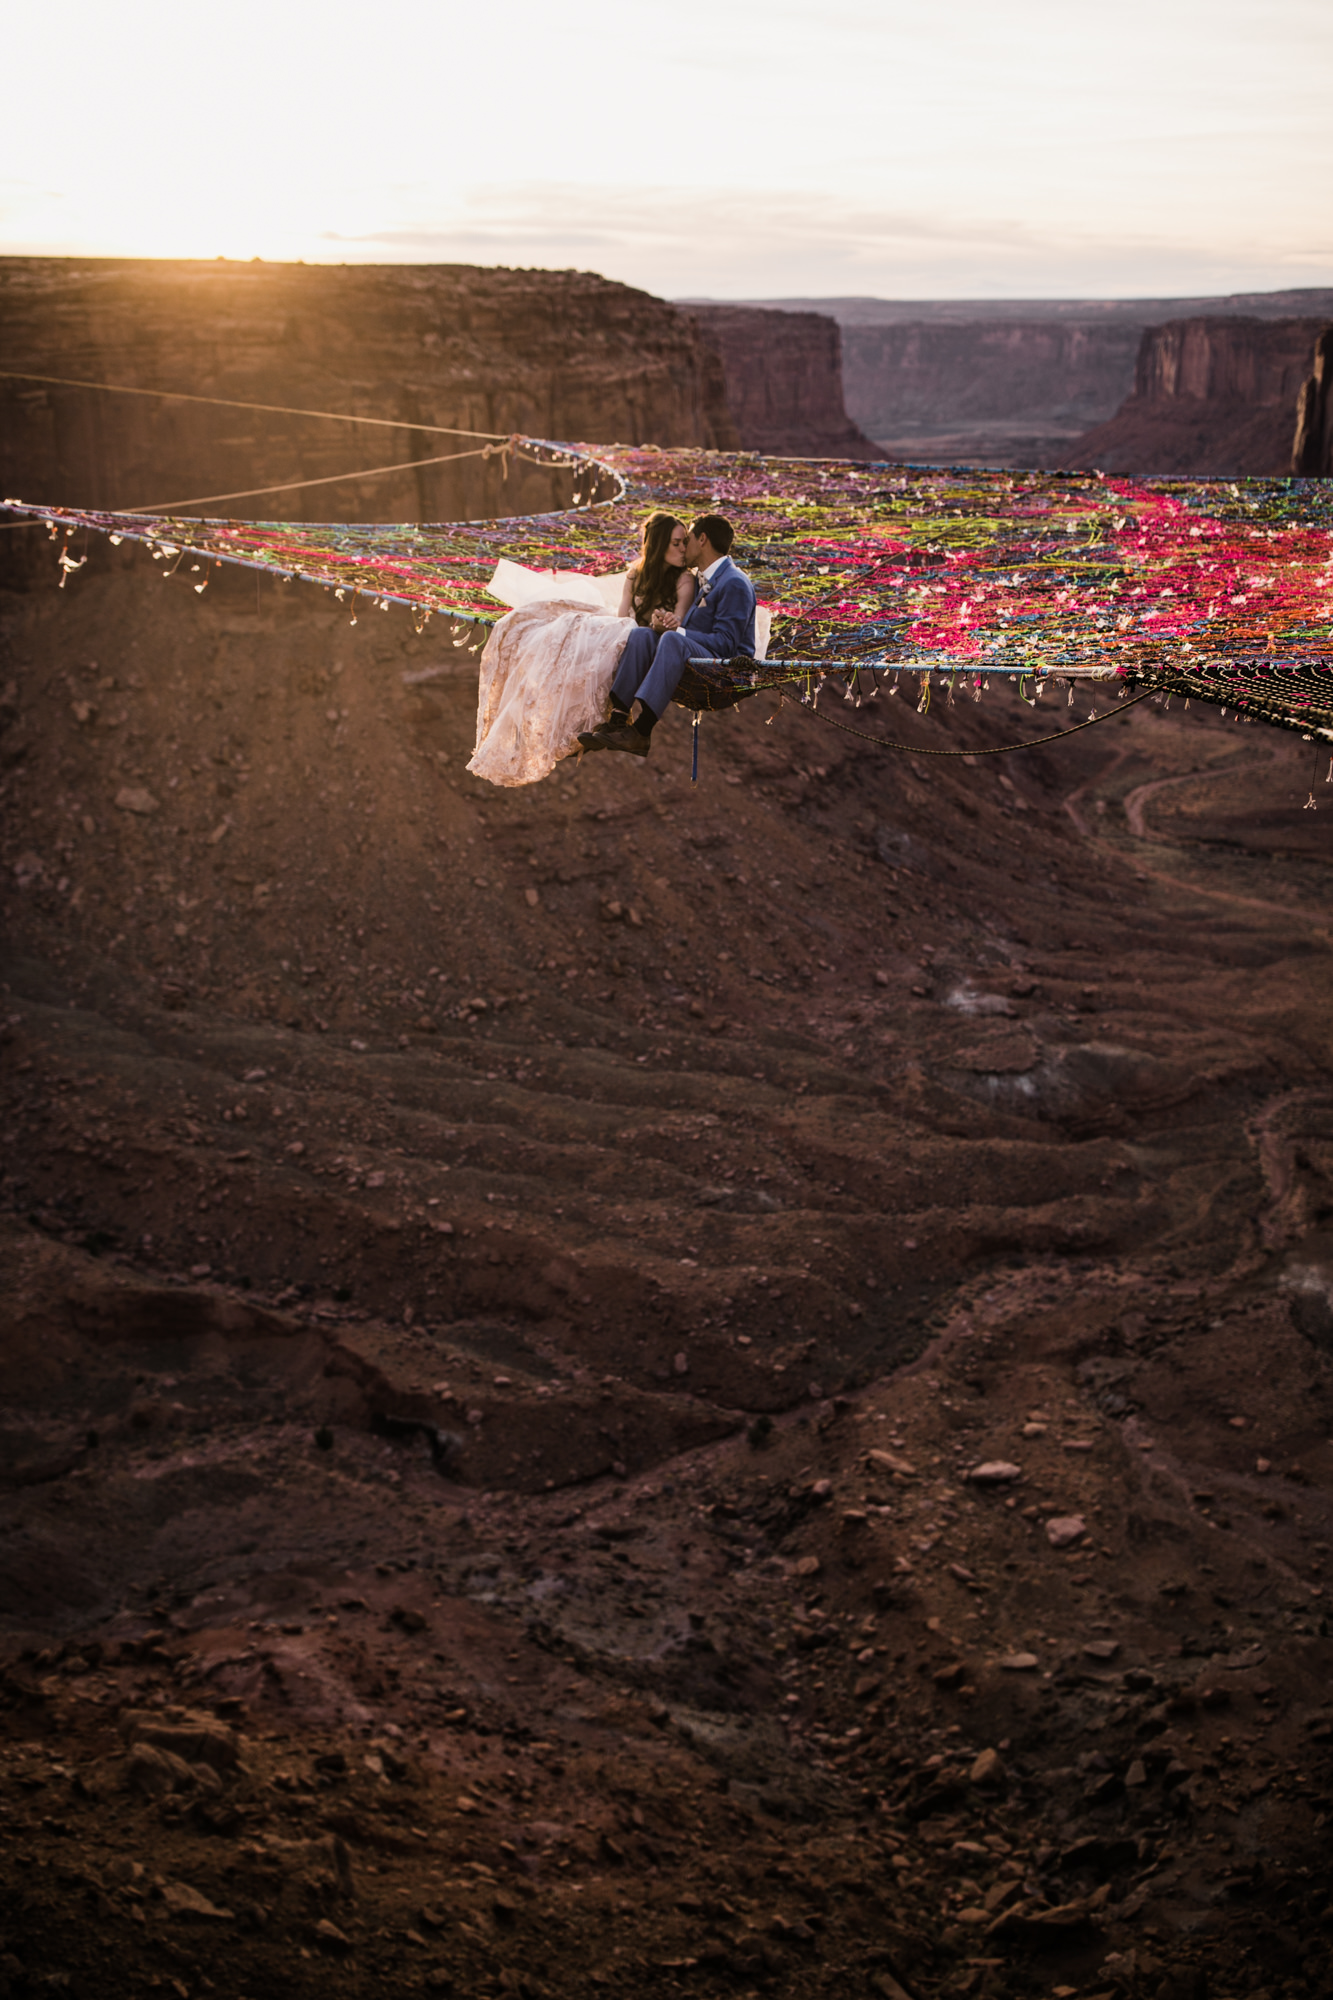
[1293,328,1333,477]
[0,256,739,538]
[747,291,1333,470]
[1066,316,1329,476]
[685,306,878,459]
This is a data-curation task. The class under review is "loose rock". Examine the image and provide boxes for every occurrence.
[114,786,160,815]
[162,1880,234,1921]
[866,1449,916,1478]
[970,1746,1006,1786]
[120,1709,240,1771]
[1046,1515,1087,1548]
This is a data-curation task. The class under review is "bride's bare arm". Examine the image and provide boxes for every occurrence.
[654,571,698,632]
[618,568,637,619]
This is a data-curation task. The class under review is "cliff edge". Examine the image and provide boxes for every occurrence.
[1293,327,1333,476]
[0,257,739,533]
[685,304,879,459]
[1063,315,1327,475]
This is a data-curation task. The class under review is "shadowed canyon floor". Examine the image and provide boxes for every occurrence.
[2,553,1333,2000]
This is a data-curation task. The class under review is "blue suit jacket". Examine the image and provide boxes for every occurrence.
[680,556,756,660]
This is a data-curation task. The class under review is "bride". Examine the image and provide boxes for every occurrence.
[466,512,696,787]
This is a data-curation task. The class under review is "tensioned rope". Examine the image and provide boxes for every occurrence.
[1,442,510,525]
[0,367,510,441]
[0,366,544,524]
[798,685,1156,755]
[119,441,545,516]
[0,367,554,524]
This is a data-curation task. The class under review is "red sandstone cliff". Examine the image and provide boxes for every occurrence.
[1293,328,1333,476]
[1064,316,1327,475]
[836,317,1142,460]
[685,305,878,459]
[738,290,1333,468]
[0,258,739,534]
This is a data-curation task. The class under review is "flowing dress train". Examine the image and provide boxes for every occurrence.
[466,560,771,787]
[466,561,632,787]
[467,598,632,787]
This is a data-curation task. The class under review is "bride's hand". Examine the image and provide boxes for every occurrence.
[654,610,680,631]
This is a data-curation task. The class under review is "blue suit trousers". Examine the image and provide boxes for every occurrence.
[612,626,698,719]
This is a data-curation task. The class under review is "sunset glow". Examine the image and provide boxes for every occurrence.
[4,0,1331,296]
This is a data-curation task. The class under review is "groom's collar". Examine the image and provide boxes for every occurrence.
[700,555,729,584]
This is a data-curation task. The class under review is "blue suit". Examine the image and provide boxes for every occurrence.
[612,556,757,718]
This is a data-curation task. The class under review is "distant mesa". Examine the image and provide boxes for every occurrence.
[698,287,1333,474]
[1062,315,1331,477]
[0,258,880,545]
[0,256,742,552]
[684,305,878,460]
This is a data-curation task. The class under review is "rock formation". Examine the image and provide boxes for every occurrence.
[1293,327,1333,475]
[0,257,739,542]
[1064,316,1329,475]
[839,316,1143,463]
[4,272,1333,1993]
[738,290,1333,468]
[685,305,879,458]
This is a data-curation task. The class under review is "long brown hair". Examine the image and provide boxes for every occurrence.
[630,512,685,624]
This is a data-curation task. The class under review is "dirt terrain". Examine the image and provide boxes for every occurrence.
[2,543,1333,2000]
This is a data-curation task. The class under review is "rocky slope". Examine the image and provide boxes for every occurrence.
[2,538,1332,1999]
[0,257,739,541]
[1064,318,1329,476]
[685,307,878,459]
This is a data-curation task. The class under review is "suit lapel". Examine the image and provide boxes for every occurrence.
[686,557,731,625]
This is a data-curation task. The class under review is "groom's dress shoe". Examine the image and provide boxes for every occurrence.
[579,722,650,756]
[602,726,650,757]
[577,709,631,752]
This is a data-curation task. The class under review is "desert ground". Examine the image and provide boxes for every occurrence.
[1,542,1331,2000]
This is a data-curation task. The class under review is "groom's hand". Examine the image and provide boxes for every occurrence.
[651,609,680,631]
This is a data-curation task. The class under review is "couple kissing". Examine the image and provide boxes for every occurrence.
[577,510,757,760]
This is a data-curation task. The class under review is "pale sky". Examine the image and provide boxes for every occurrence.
[4,0,1329,299]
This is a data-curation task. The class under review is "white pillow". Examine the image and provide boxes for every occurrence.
[486,559,770,659]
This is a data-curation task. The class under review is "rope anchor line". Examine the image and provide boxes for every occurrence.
[122,438,552,517]
[0,366,513,443]
[0,372,591,519]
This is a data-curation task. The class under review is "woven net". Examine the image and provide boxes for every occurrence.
[7,440,1333,736]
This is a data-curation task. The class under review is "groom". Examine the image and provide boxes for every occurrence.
[578,513,756,759]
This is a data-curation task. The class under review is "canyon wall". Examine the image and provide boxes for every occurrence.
[1065,316,1329,475]
[684,305,878,458]
[838,318,1142,460]
[1293,328,1333,476]
[0,257,739,541]
[731,289,1333,467]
